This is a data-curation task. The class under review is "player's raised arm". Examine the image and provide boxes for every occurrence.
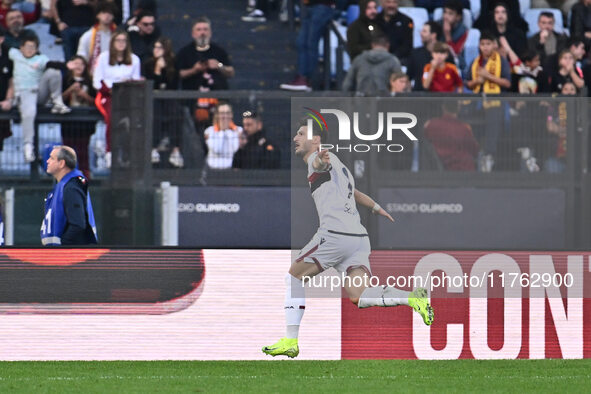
[354,189,394,222]
[312,149,331,171]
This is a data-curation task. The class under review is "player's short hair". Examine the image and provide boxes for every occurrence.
[521,49,539,63]
[567,37,585,48]
[192,16,211,28]
[371,33,389,48]
[425,21,443,41]
[479,30,496,43]
[55,145,77,169]
[442,100,459,114]
[432,41,449,54]
[443,0,463,16]
[298,117,328,143]
[19,31,39,48]
[390,71,408,82]
[95,1,118,16]
[539,11,554,21]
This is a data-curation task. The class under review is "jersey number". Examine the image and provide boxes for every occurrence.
[41,209,52,235]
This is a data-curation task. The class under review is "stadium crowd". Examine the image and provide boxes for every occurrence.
[0,0,587,174]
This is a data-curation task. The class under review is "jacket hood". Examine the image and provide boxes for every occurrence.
[365,48,394,64]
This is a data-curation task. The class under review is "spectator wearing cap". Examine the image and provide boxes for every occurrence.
[0,0,40,29]
[0,26,13,152]
[232,111,280,169]
[128,10,160,63]
[51,0,97,62]
[4,9,34,48]
[77,2,117,75]
[422,41,463,92]
[342,33,402,95]
[375,0,413,65]
[346,0,382,60]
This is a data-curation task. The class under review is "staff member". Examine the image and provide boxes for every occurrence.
[41,145,97,246]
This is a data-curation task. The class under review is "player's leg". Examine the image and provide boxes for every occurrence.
[262,237,324,358]
[342,238,434,325]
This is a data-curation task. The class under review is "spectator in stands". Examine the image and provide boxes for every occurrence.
[375,0,413,65]
[531,1,578,19]
[4,9,34,48]
[61,55,95,178]
[389,71,410,94]
[490,2,527,65]
[342,33,401,95]
[128,10,160,63]
[408,21,444,91]
[422,42,463,92]
[242,0,268,22]
[124,0,157,27]
[346,0,381,60]
[10,33,71,162]
[544,81,577,173]
[424,101,479,171]
[203,102,242,170]
[93,30,141,166]
[569,37,587,69]
[143,37,184,168]
[51,0,97,62]
[549,49,585,92]
[177,16,234,91]
[528,11,567,69]
[77,2,117,75]
[0,27,13,152]
[279,0,335,91]
[570,0,591,47]
[414,0,469,13]
[232,110,280,169]
[474,0,528,33]
[511,49,550,93]
[0,0,39,29]
[441,0,468,70]
[466,32,511,172]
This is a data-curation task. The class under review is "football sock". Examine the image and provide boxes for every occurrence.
[285,273,305,339]
[358,286,411,308]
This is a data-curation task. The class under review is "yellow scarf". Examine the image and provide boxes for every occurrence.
[471,51,502,108]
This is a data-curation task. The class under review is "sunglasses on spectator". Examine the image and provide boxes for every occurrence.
[141,22,155,26]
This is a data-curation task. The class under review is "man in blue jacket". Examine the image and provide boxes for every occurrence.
[42,145,97,246]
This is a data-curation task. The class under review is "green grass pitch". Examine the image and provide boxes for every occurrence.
[0,360,588,393]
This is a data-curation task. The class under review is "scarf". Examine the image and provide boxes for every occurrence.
[89,23,117,72]
[471,51,502,108]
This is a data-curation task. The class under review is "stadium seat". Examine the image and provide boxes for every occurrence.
[463,28,481,76]
[399,7,429,48]
[433,7,473,29]
[469,0,480,20]
[524,8,564,37]
[347,4,359,25]
[519,0,531,16]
